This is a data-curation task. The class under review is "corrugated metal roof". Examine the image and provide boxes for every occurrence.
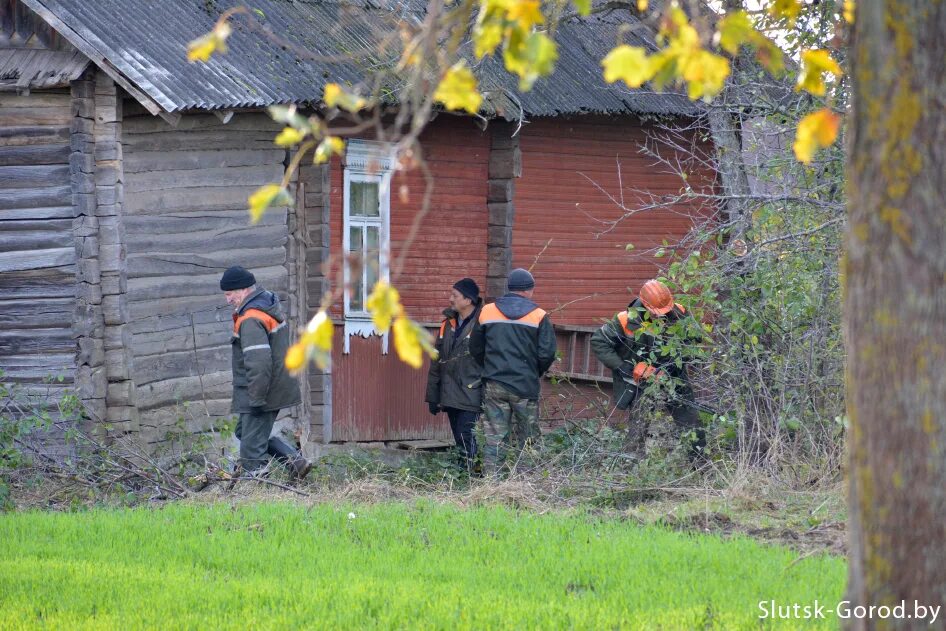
[21,0,699,117]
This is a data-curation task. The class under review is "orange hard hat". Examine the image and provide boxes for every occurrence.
[639,280,674,316]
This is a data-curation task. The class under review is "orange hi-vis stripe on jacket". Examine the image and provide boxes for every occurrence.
[617,302,686,335]
[478,303,547,327]
[232,308,280,338]
[438,319,458,338]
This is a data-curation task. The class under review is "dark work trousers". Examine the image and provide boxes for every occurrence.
[235,409,278,472]
[444,407,478,469]
[627,378,705,459]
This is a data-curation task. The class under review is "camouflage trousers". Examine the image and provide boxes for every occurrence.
[480,380,540,476]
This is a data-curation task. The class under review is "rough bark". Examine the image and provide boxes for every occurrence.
[845,3,946,628]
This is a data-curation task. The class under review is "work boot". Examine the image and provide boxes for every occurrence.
[267,437,313,481]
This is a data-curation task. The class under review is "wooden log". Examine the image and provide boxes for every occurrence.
[104,350,130,380]
[123,224,288,255]
[0,126,70,147]
[126,267,289,302]
[121,130,280,153]
[122,208,287,234]
[1,352,75,382]
[123,148,284,174]
[0,297,74,329]
[0,185,72,210]
[0,93,72,108]
[126,249,286,278]
[101,294,129,326]
[0,265,75,299]
[131,346,230,387]
[123,185,271,215]
[106,381,137,407]
[131,324,230,358]
[76,336,105,366]
[0,143,70,166]
[0,247,74,272]
[100,271,126,295]
[134,371,232,411]
[128,304,231,336]
[124,164,284,194]
[0,107,72,126]
[0,226,74,253]
[0,328,74,354]
[0,206,73,221]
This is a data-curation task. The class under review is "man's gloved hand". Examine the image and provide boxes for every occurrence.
[428,402,441,416]
[631,361,665,382]
[618,361,637,381]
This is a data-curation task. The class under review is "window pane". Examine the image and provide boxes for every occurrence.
[349,226,363,310]
[365,226,380,295]
[350,181,380,217]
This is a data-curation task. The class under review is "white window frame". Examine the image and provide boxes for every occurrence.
[342,140,394,322]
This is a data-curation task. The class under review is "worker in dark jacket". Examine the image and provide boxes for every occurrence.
[590,279,705,460]
[221,266,309,479]
[425,278,483,470]
[470,268,556,475]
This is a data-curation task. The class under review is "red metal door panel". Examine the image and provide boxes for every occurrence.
[330,327,454,442]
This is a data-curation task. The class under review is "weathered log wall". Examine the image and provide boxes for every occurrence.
[0,89,76,400]
[121,104,299,444]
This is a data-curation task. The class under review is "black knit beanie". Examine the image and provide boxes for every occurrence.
[452,278,480,302]
[220,266,256,291]
[507,268,535,292]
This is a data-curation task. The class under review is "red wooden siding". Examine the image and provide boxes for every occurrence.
[513,116,715,326]
[328,116,490,441]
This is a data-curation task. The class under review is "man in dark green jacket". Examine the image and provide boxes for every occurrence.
[470,268,556,475]
[425,278,483,470]
[221,266,308,478]
[590,279,705,460]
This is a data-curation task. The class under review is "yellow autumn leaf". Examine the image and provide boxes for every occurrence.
[769,0,801,24]
[637,0,648,10]
[290,309,334,370]
[843,0,855,23]
[186,21,231,63]
[304,309,334,349]
[601,45,655,88]
[247,184,292,224]
[434,62,483,114]
[793,108,841,164]
[186,35,217,63]
[284,343,305,372]
[503,29,558,91]
[393,315,437,369]
[366,280,403,334]
[323,83,367,112]
[680,49,731,101]
[274,126,305,147]
[473,20,504,58]
[716,10,754,56]
[572,0,591,17]
[797,50,844,96]
[314,136,345,164]
[507,0,544,30]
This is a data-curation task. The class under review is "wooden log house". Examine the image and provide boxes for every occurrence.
[0,0,716,449]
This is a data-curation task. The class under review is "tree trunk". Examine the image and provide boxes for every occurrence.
[845,3,946,629]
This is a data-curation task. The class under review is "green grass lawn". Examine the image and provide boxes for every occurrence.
[0,501,845,629]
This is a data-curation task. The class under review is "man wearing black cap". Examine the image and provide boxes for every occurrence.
[220,266,309,479]
[425,278,483,471]
[470,268,556,475]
